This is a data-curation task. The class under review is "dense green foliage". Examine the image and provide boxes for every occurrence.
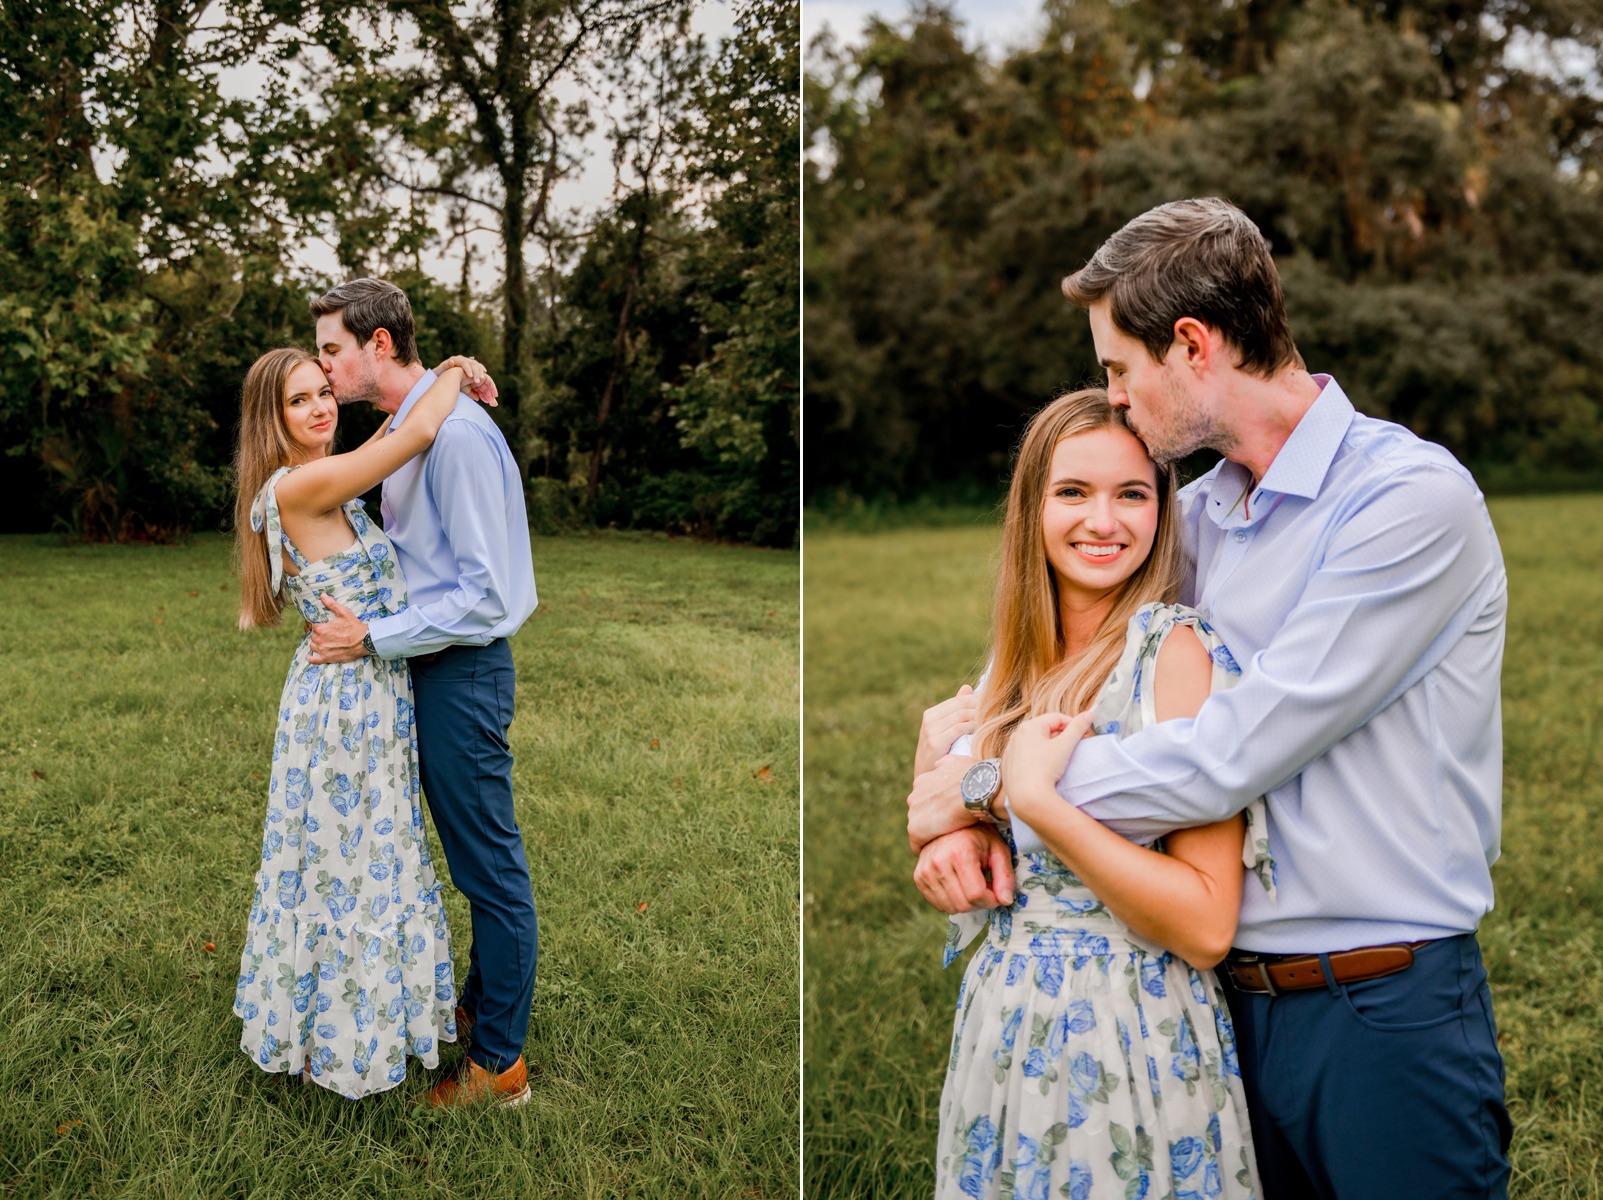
[803,500,1603,1197]
[0,531,798,1197]
[804,0,1603,503]
[0,0,798,545]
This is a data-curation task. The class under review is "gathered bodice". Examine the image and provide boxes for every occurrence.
[978,846,1174,966]
[250,466,409,626]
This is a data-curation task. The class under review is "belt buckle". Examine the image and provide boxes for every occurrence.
[1230,952,1278,997]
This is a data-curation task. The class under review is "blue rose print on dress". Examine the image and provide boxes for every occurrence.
[1064,999,1096,1034]
[1171,1012,1203,1083]
[1171,1137,1204,1180]
[958,1115,1002,1198]
[1066,1160,1094,1200]
[233,470,455,1099]
[931,601,1266,1199]
[1209,643,1241,675]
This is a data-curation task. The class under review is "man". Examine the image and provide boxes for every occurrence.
[305,277,540,1108]
[908,198,1511,1197]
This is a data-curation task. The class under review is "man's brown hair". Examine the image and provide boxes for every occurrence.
[1062,197,1298,377]
[309,277,420,366]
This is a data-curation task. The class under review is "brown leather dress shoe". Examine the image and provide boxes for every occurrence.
[426,1055,530,1108]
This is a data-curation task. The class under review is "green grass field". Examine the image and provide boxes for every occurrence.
[803,495,1603,1199]
[0,531,798,1200]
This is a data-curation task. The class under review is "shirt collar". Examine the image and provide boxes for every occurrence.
[388,369,438,432]
[1203,375,1354,529]
[1255,374,1355,501]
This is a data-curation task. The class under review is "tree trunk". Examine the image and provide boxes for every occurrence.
[501,173,529,432]
[585,262,640,507]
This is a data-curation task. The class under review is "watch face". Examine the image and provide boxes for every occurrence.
[961,759,1001,806]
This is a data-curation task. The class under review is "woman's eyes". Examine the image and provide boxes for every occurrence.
[1054,487,1151,501]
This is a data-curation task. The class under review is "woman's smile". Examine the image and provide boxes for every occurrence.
[1040,425,1160,603]
[1073,540,1127,561]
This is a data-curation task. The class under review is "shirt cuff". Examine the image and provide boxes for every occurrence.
[366,612,411,660]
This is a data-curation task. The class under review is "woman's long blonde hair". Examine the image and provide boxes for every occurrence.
[974,388,1186,759]
[233,347,324,630]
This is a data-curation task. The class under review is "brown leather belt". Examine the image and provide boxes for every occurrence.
[1222,940,1434,995]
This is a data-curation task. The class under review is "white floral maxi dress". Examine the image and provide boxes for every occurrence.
[233,467,457,1098]
[935,602,1275,1200]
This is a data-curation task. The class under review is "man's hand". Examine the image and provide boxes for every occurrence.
[914,684,978,777]
[434,355,498,406]
[907,753,977,853]
[306,594,370,664]
[914,825,1016,913]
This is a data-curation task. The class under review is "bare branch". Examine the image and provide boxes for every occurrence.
[376,169,504,216]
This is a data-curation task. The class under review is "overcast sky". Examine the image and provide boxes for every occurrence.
[219,0,738,282]
[802,0,1039,56]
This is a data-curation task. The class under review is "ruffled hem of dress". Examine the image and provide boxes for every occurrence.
[235,1028,457,1100]
[233,904,457,1100]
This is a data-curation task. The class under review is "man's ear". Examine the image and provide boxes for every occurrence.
[1172,317,1215,374]
[369,327,394,362]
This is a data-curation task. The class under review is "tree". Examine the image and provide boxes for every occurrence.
[297,0,692,444]
[803,0,1603,504]
[0,0,286,536]
[666,0,800,544]
[0,0,801,545]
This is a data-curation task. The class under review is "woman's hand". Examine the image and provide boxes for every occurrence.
[999,711,1096,824]
[434,355,498,406]
[914,684,978,777]
[906,754,976,853]
[914,825,1016,912]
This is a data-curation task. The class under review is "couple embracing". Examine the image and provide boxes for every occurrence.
[230,278,539,1107]
[908,199,1511,1198]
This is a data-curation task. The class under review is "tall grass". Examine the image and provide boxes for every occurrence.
[0,531,799,1200]
[803,496,1603,1199]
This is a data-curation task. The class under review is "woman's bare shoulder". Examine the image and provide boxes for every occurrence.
[1153,623,1212,722]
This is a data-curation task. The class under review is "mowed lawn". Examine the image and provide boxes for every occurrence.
[0,531,798,1200]
[803,494,1603,1200]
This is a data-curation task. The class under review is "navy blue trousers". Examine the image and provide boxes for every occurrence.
[411,639,538,1073]
[1224,934,1511,1199]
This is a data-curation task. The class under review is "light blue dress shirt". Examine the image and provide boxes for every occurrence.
[1012,376,1507,953]
[365,371,538,659]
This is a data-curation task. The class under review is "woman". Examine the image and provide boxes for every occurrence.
[230,347,490,1098]
[921,389,1272,1199]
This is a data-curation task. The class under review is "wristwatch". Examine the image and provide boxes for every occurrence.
[960,758,1004,823]
[361,630,378,658]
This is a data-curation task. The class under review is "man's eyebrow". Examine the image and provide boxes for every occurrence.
[1098,356,1121,370]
